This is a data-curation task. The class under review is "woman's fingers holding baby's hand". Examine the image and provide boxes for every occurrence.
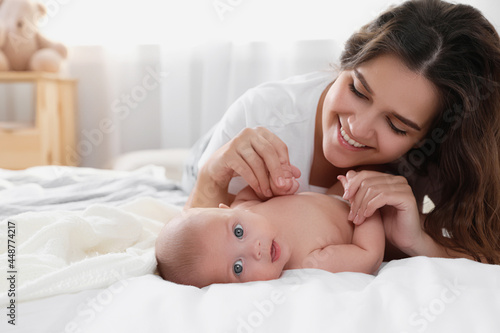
[268,163,300,196]
[360,183,415,217]
[247,127,296,193]
[225,127,297,197]
[339,170,422,252]
[233,135,273,196]
[351,183,413,225]
[342,170,404,199]
[342,171,409,224]
[208,127,300,198]
[248,127,303,194]
[207,140,263,196]
[253,129,302,192]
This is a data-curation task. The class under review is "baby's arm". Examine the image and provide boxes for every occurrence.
[302,211,385,274]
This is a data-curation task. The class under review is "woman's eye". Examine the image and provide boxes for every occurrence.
[234,224,244,239]
[385,117,408,136]
[349,83,367,99]
[233,260,243,275]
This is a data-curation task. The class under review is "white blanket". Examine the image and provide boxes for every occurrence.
[0,165,187,220]
[0,197,181,304]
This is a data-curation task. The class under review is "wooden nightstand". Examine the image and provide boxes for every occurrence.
[0,72,78,169]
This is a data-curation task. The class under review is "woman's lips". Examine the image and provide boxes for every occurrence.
[271,240,281,262]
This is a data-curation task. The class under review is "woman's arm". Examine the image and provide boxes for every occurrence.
[185,127,301,209]
[399,222,478,261]
[184,164,234,208]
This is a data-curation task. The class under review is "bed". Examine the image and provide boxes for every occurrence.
[1,165,499,333]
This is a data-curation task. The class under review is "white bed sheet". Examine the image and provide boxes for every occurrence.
[1,288,102,333]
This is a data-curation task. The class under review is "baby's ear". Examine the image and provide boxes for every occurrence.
[218,203,230,209]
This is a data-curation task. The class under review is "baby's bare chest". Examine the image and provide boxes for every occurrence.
[275,194,353,251]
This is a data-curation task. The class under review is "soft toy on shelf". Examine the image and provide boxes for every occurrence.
[0,0,67,73]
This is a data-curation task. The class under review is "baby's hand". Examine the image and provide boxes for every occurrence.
[269,163,300,196]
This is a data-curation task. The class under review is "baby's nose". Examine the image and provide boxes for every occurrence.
[253,240,261,260]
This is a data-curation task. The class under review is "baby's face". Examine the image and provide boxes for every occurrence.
[191,205,290,286]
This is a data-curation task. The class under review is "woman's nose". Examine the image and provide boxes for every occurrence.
[347,111,376,141]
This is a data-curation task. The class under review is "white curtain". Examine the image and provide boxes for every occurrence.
[64,41,341,167]
[35,0,499,168]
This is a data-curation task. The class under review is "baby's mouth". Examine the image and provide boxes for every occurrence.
[271,240,281,263]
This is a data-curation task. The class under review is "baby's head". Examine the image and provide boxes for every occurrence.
[155,205,288,288]
[155,208,205,287]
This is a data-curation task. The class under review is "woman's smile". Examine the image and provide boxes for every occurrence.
[340,126,366,148]
[337,121,371,151]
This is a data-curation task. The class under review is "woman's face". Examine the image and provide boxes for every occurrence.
[321,54,440,168]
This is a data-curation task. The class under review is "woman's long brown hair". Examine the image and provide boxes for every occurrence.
[340,0,500,263]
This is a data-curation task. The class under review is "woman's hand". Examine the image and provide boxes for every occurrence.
[338,170,425,254]
[203,127,301,198]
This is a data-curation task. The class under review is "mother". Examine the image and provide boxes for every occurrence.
[185,0,500,263]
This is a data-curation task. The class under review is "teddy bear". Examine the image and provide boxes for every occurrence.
[0,0,67,72]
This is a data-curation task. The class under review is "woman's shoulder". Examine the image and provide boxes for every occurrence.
[235,71,335,123]
[247,70,335,97]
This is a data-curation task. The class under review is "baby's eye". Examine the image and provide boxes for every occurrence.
[233,260,243,276]
[234,224,244,239]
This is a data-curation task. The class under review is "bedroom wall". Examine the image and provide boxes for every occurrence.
[33,0,500,168]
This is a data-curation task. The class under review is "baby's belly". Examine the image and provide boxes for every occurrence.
[301,193,353,244]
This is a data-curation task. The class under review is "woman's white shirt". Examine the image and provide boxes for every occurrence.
[198,71,335,194]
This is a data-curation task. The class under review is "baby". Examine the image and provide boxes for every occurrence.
[156,185,385,288]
